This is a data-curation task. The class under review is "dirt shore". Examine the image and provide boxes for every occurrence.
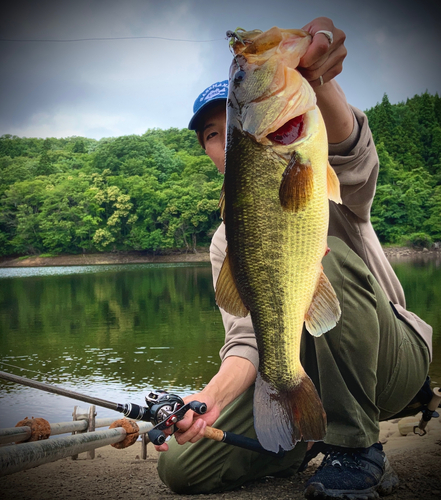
[0,249,211,268]
[1,245,440,268]
[1,416,440,499]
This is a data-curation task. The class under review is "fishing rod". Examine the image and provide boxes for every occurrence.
[0,370,283,457]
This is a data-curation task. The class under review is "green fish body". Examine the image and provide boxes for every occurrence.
[216,27,341,452]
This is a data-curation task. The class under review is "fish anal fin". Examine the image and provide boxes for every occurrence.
[305,268,341,337]
[327,163,342,204]
[215,251,248,317]
[279,155,313,212]
[254,372,326,453]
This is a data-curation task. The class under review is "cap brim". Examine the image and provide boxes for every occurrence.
[188,97,227,131]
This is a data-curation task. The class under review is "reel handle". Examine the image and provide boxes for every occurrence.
[148,428,167,446]
[189,401,207,415]
[147,399,207,445]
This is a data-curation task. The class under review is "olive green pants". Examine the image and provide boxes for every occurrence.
[157,237,430,494]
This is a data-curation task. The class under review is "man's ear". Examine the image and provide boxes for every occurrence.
[196,130,205,150]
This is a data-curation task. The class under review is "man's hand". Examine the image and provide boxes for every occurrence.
[154,356,257,453]
[154,391,220,452]
[298,17,347,88]
[296,17,353,143]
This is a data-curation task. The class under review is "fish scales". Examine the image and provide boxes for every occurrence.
[216,27,341,452]
[226,129,328,384]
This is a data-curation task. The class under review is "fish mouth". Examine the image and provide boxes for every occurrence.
[251,76,316,146]
[267,114,305,146]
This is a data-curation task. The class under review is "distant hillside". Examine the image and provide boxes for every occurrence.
[0,92,440,257]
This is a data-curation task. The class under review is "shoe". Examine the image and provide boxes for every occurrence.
[303,442,399,499]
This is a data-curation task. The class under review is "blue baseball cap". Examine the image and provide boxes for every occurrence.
[188,80,228,130]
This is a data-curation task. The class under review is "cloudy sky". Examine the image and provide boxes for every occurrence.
[1,0,440,140]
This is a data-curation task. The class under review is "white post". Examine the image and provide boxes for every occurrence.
[87,405,96,460]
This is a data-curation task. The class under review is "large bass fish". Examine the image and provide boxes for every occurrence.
[215,27,342,453]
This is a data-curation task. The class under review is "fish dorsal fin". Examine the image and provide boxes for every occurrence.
[327,163,342,204]
[215,249,249,317]
[219,181,226,221]
[279,155,313,212]
[305,267,341,337]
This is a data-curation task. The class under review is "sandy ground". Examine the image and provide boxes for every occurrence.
[1,416,440,499]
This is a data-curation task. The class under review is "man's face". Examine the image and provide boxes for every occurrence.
[200,103,226,174]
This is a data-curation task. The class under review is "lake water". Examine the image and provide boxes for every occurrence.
[0,259,440,429]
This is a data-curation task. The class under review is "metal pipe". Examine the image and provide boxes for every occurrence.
[51,417,116,436]
[0,418,117,446]
[0,422,152,477]
[0,427,31,446]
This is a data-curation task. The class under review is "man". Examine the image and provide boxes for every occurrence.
[157,18,432,499]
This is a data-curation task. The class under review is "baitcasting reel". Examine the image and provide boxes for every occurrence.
[117,390,207,446]
[145,390,207,445]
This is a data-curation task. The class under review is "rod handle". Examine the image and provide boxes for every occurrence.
[203,426,284,457]
[204,426,225,442]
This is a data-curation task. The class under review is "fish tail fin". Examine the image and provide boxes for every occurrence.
[254,371,326,453]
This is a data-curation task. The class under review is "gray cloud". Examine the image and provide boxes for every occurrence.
[0,0,440,139]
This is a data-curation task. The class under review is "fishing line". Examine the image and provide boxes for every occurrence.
[0,36,224,43]
[0,360,80,387]
[0,359,115,409]
[0,360,50,377]
[0,359,175,396]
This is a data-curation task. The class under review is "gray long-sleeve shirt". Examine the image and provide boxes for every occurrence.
[210,106,433,371]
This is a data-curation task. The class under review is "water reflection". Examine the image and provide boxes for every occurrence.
[0,262,209,279]
[0,258,439,429]
[390,258,441,385]
[0,263,224,427]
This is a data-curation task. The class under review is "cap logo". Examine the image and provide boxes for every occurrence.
[197,81,228,106]
[203,88,225,102]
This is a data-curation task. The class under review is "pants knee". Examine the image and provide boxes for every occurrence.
[157,450,191,494]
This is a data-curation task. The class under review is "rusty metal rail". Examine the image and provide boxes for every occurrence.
[0,417,116,446]
[0,421,152,476]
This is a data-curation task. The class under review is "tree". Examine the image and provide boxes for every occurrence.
[1,179,47,254]
[424,185,441,241]
[1,92,438,255]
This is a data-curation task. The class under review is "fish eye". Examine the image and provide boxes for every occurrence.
[234,70,246,83]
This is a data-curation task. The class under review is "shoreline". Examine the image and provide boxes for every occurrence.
[0,246,440,268]
[0,249,211,268]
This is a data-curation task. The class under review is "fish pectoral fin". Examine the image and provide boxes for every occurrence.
[327,163,342,204]
[305,268,341,336]
[215,250,249,317]
[279,155,313,212]
[219,182,226,221]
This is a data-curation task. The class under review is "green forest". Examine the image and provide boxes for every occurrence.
[0,91,440,257]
